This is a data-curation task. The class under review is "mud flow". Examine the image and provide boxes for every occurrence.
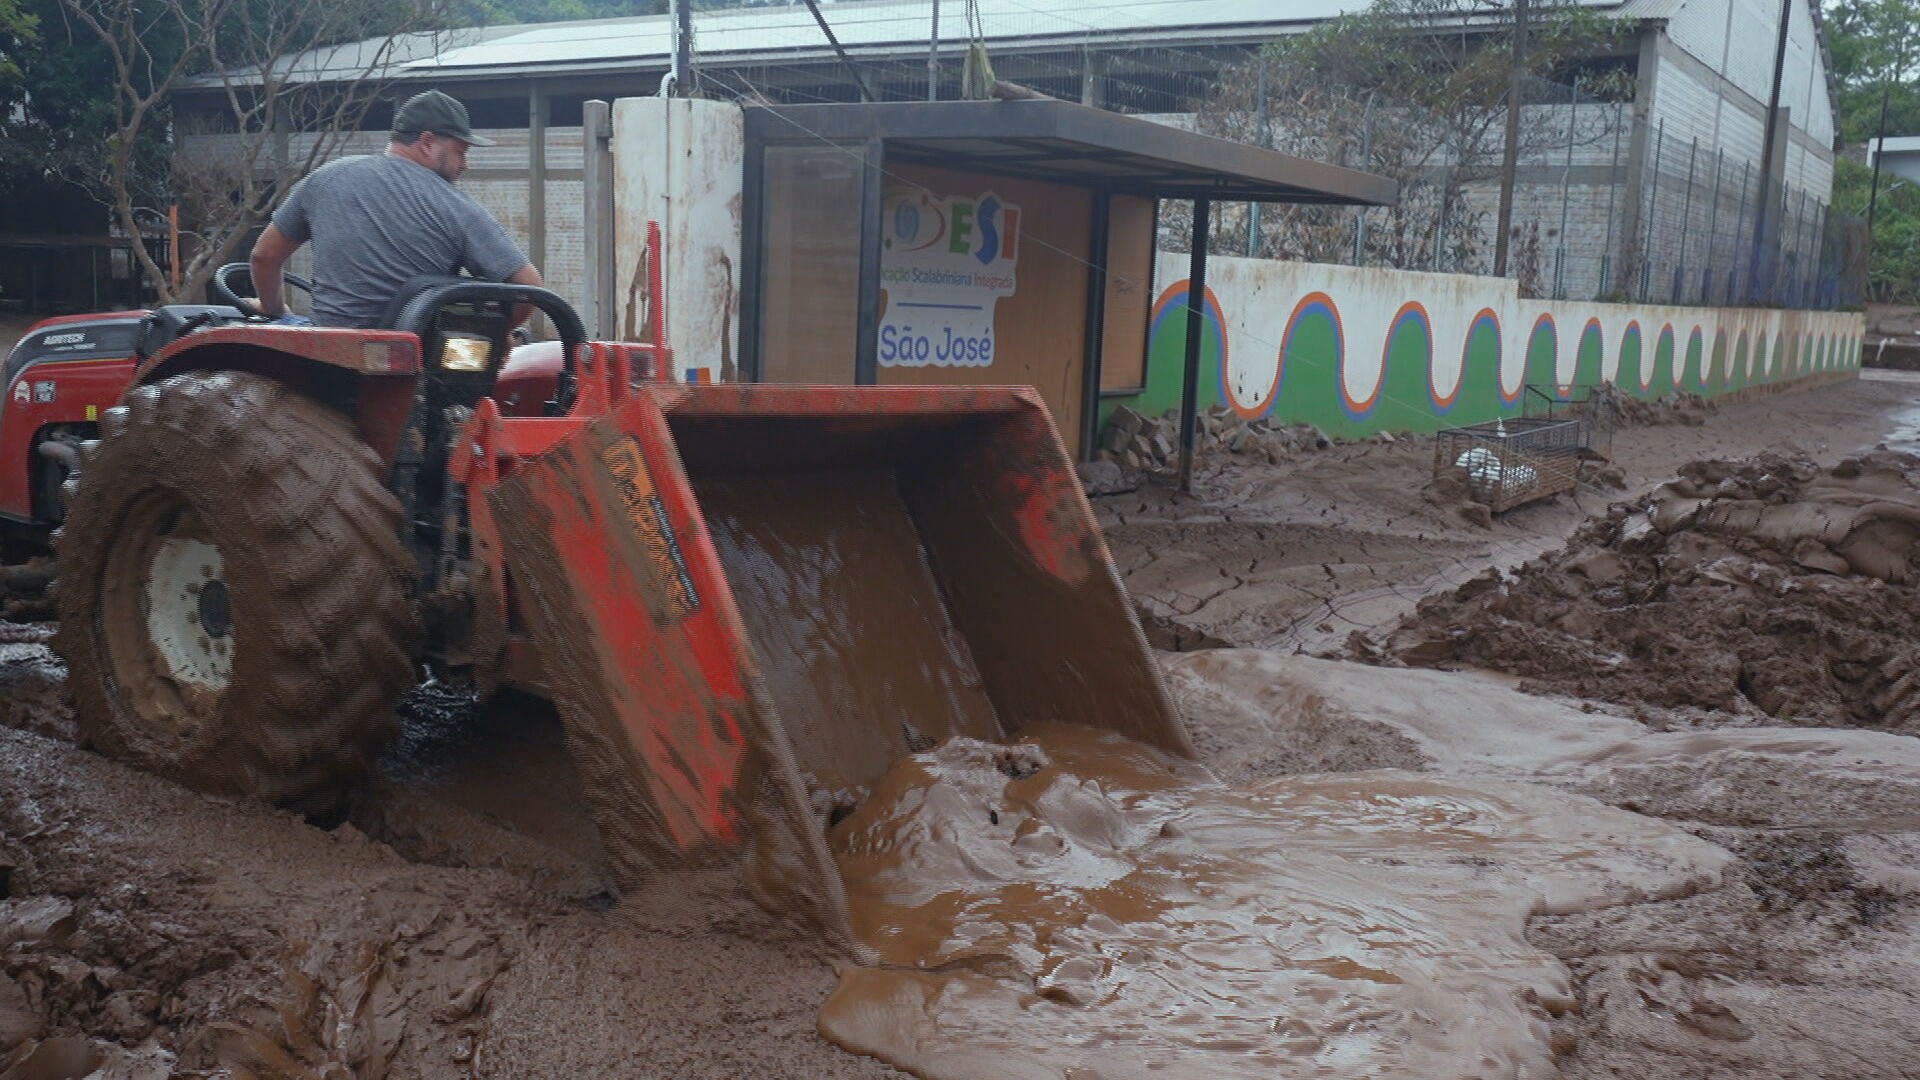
[692,460,1722,1079]
[814,727,1723,1079]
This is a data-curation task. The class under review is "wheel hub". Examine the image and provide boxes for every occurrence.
[145,537,234,691]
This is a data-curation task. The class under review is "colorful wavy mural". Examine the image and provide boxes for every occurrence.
[1114,255,1864,439]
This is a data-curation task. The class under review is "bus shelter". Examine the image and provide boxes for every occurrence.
[734,98,1395,474]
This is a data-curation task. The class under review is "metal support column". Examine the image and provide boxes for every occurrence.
[854,138,886,385]
[529,82,548,283]
[579,100,617,340]
[1177,199,1211,493]
[1080,192,1111,462]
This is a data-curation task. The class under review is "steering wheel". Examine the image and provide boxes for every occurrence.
[211,262,315,319]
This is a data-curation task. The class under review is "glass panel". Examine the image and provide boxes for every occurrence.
[759,143,863,383]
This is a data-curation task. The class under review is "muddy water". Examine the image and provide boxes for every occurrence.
[699,468,1004,790]
[691,463,1728,1076]
[816,727,1726,1079]
[688,467,1727,1078]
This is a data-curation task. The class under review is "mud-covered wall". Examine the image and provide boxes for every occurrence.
[1110,255,1865,439]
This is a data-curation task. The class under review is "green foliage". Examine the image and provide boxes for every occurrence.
[0,0,131,206]
[0,0,37,86]
[1183,0,1628,272]
[1826,0,1920,144]
[1834,155,1920,302]
[1825,0,1920,300]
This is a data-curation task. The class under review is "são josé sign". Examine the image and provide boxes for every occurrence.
[879,189,1021,368]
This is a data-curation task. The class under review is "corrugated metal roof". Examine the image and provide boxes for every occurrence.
[194,0,1647,86]
[417,0,1634,74]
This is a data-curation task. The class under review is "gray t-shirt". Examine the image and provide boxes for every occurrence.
[271,154,529,329]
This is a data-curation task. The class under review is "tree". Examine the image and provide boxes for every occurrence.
[51,0,452,304]
[1826,0,1920,145]
[1171,0,1630,282]
[1824,0,1920,303]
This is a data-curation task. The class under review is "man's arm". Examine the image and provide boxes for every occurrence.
[248,225,301,318]
[506,263,543,329]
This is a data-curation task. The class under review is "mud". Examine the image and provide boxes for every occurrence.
[701,469,1004,790]
[818,724,1724,1080]
[1372,448,1920,730]
[1104,375,1907,656]
[7,369,1920,1077]
[1159,649,1920,1080]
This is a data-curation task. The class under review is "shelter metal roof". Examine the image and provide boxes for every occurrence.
[745,98,1398,206]
[195,0,1645,85]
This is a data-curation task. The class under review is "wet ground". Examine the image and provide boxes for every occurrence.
[4,370,1920,1076]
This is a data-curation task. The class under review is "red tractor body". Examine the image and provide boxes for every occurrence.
[1,312,147,537]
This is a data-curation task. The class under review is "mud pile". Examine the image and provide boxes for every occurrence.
[0,558,53,623]
[1098,404,1336,473]
[1581,386,1716,428]
[1371,449,1920,728]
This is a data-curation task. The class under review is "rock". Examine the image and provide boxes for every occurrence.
[1372,430,1396,444]
[0,897,74,948]
[1310,426,1333,450]
[1076,460,1135,497]
[2,1037,99,1078]
[0,973,41,1052]
[1101,406,1147,454]
[99,990,160,1042]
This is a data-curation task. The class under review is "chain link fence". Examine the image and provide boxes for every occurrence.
[679,4,1862,310]
[1170,73,1859,312]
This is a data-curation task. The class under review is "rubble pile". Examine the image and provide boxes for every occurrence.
[1365,450,1920,730]
[1097,405,1336,473]
[1580,385,1716,428]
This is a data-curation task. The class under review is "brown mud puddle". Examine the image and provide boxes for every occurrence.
[690,456,1728,1077]
[817,725,1725,1079]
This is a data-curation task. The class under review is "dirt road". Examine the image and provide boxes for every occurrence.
[4,371,1920,1076]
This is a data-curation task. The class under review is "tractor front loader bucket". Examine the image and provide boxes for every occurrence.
[486,383,1193,944]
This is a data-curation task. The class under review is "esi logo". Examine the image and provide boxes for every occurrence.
[884,191,1021,265]
[879,189,1023,369]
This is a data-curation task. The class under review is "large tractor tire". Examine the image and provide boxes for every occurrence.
[54,371,420,805]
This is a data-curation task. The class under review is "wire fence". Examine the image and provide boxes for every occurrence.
[673,4,1859,312]
[1160,74,1863,311]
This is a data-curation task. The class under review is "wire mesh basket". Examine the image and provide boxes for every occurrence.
[1433,413,1588,512]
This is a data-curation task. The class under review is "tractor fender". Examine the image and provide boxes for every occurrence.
[132,329,423,471]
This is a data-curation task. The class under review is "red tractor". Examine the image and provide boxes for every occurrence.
[42,265,598,809]
[1,272,562,558]
[34,261,1187,913]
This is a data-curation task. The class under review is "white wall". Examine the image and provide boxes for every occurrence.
[609,98,744,383]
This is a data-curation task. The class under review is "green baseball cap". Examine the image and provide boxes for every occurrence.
[392,89,496,147]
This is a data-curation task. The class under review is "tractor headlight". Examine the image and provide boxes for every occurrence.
[437,333,493,372]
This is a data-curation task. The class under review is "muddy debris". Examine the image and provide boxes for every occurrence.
[0,558,55,624]
[1581,385,1718,428]
[1368,449,1920,730]
[1096,403,1336,477]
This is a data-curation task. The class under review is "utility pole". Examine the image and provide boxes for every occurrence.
[930,0,941,101]
[669,0,692,96]
[1747,0,1792,303]
[1867,24,1910,236]
[1493,0,1529,278]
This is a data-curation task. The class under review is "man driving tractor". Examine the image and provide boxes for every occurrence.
[248,89,543,328]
